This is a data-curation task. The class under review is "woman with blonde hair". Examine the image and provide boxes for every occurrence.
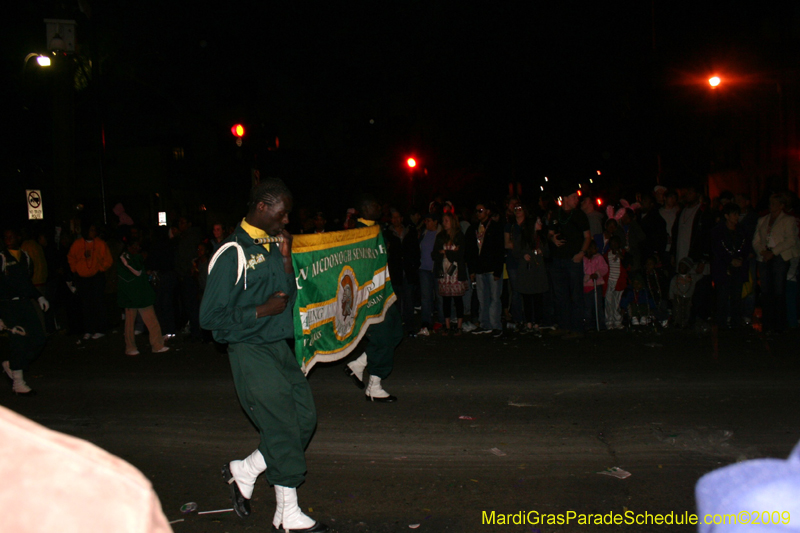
[433,212,468,335]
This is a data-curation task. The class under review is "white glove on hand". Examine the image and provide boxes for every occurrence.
[38,296,49,312]
[66,281,77,294]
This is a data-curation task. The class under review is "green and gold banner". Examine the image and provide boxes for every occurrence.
[291,225,396,373]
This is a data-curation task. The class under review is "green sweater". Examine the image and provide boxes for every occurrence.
[199,225,296,345]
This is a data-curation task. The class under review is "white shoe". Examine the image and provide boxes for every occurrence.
[417,327,430,336]
[346,353,368,382]
[153,346,170,354]
[82,333,91,340]
[12,370,34,395]
[91,333,105,340]
[229,450,267,500]
[641,317,650,325]
[630,317,640,326]
[461,321,477,333]
[365,375,397,402]
[275,486,324,532]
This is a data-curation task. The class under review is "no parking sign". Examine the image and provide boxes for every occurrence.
[27,190,43,220]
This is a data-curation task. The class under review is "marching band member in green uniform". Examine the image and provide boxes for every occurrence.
[1,228,49,396]
[343,194,404,402]
[200,179,327,533]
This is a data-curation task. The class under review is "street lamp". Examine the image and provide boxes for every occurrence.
[708,76,721,88]
[23,53,52,74]
[405,156,419,208]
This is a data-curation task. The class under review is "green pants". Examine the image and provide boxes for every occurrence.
[0,299,46,371]
[363,303,403,379]
[228,341,317,488]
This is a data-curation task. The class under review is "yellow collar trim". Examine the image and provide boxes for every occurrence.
[357,218,376,227]
[241,218,270,251]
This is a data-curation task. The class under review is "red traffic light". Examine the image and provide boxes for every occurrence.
[231,124,245,138]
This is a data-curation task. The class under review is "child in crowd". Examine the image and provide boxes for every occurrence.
[603,236,628,329]
[583,240,608,331]
[643,255,670,327]
[619,273,656,326]
[595,218,619,256]
[669,257,698,328]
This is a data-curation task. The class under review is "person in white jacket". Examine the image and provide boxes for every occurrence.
[752,193,800,333]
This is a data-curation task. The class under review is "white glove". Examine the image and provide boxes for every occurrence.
[38,296,50,312]
[66,281,77,294]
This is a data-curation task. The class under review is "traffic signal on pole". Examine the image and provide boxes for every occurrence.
[231,124,245,146]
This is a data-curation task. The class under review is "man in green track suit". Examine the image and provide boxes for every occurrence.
[200,179,327,533]
[1,228,49,396]
[342,194,404,402]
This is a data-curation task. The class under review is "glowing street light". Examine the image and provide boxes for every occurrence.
[23,53,52,73]
[406,157,417,168]
[709,76,721,88]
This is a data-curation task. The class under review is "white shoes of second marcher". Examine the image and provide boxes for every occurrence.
[365,375,397,403]
[275,485,329,532]
[346,353,367,382]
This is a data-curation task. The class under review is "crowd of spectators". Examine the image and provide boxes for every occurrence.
[323,185,800,340]
[3,184,800,356]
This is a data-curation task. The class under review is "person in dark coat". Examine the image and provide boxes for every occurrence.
[673,185,715,322]
[638,193,668,266]
[146,227,178,338]
[385,208,420,336]
[547,190,591,338]
[465,201,506,337]
[512,207,549,335]
[711,203,751,329]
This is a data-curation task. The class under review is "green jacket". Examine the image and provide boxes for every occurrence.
[199,225,296,345]
[117,252,155,309]
[0,250,39,301]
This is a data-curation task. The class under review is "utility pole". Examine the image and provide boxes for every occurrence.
[45,19,78,222]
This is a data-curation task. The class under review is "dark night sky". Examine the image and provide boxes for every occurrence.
[3,2,800,218]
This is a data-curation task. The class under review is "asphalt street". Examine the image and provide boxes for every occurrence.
[3,324,799,533]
